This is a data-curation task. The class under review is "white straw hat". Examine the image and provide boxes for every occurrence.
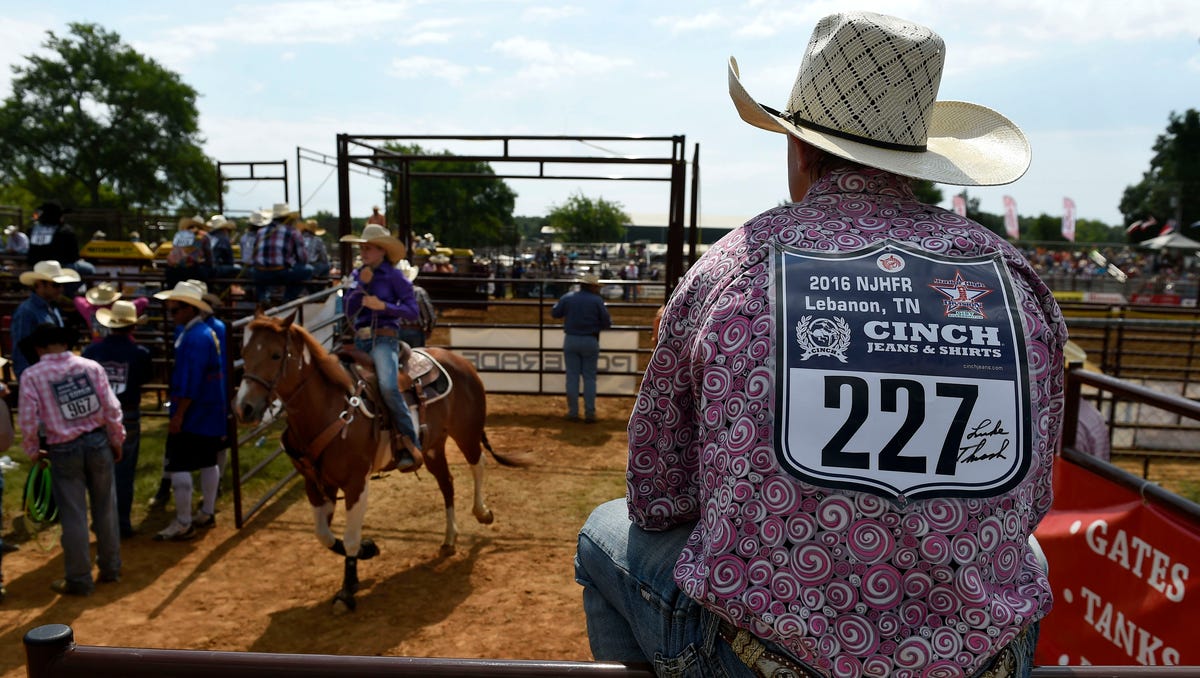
[153,281,212,314]
[95,299,146,329]
[340,224,407,263]
[19,260,82,286]
[271,202,297,219]
[84,282,122,306]
[728,11,1030,186]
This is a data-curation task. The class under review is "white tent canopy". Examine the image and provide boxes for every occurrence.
[1140,232,1200,250]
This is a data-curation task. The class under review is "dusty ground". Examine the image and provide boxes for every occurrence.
[0,394,632,676]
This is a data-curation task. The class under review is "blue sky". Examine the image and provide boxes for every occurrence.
[1,0,1198,230]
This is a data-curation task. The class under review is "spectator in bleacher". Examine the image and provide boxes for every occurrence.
[240,211,268,268]
[165,215,210,288]
[251,203,311,303]
[74,282,150,344]
[206,215,241,282]
[27,201,95,279]
[367,205,386,227]
[300,219,331,280]
[19,322,124,595]
[4,225,29,255]
[82,300,152,539]
[11,260,79,377]
[0,369,11,602]
[152,283,224,541]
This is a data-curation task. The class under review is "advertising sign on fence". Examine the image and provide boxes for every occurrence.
[1034,456,1196,666]
[451,327,640,395]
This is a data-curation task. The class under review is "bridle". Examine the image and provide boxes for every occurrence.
[241,324,304,401]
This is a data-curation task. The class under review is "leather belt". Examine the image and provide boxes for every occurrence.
[356,327,398,339]
[257,265,285,271]
[717,622,816,678]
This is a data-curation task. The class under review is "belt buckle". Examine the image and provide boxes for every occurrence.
[355,327,372,340]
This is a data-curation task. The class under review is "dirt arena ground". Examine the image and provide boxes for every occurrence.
[0,394,632,677]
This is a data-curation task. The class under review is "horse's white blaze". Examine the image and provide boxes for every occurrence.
[343,481,369,557]
[470,461,488,518]
[445,506,458,547]
[313,502,336,549]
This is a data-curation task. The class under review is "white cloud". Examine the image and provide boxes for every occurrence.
[652,12,725,34]
[0,16,56,96]
[400,31,452,46]
[521,6,583,23]
[388,55,470,83]
[491,37,632,85]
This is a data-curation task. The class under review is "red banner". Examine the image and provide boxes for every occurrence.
[1003,195,1019,239]
[1034,456,1198,666]
[952,194,967,217]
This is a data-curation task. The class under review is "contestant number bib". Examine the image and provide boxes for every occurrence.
[773,240,1032,502]
[52,374,101,421]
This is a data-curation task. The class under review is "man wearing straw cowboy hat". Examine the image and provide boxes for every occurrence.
[74,282,150,345]
[19,322,125,596]
[251,203,311,304]
[300,218,331,280]
[83,300,153,539]
[11,260,80,378]
[341,224,423,473]
[577,12,1062,678]
[551,273,611,423]
[206,214,242,282]
[153,282,225,540]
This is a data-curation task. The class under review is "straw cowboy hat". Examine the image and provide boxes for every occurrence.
[178,215,204,231]
[727,11,1030,186]
[429,253,450,265]
[207,215,235,232]
[271,203,297,220]
[95,299,146,329]
[183,278,223,308]
[248,209,271,227]
[579,273,601,288]
[396,259,419,282]
[4,225,17,235]
[340,224,406,263]
[84,282,122,306]
[301,219,326,236]
[20,260,82,286]
[153,281,212,314]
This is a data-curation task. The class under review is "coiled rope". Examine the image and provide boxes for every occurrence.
[23,459,57,523]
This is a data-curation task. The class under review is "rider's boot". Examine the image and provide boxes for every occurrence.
[391,431,423,473]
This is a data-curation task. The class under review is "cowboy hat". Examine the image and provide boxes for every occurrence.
[93,230,106,239]
[429,253,450,265]
[396,259,419,282]
[579,273,601,288]
[95,299,146,329]
[271,202,297,219]
[183,278,223,308]
[728,11,1030,186]
[19,260,82,286]
[3,225,16,235]
[248,209,271,227]
[340,224,406,263]
[153,281,212,314]
[207,215,235,232]
[84,282,122,306]
[301,219,326,236]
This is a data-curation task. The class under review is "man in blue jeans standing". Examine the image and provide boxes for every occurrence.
[551,273,611,423]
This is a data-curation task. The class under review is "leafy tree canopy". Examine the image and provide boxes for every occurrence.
[546,193,628,244]
[382,143,518,248]
[1120,109,1200,237]
[0,23,218,213]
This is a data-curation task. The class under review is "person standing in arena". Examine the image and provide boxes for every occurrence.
[576,12,1062,678]
[551,273,611,423]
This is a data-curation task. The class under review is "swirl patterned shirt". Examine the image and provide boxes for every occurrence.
[626,168,1065,678]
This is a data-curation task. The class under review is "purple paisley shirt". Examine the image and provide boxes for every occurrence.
[627,168,1065,678]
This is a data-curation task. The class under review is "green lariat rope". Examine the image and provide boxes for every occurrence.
[23,459,57,523]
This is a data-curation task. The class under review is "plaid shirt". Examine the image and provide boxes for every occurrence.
[19,351,125,458]
[252,221,307,268]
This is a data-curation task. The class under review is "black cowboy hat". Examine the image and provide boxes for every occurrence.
[36,201,69,225]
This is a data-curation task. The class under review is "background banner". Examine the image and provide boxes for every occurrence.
[451,327,640,395]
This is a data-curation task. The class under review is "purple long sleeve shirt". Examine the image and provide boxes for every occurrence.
[627,168,1065,678]
[344,261,419,332]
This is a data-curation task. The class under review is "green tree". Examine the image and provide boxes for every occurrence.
[1120,109,1200,236]
[546,193,628,244]
[382,143,517,247]
[912,179,943,206]
[0,23,218,212]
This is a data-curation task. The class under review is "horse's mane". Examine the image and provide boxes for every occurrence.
[248,316,354,393]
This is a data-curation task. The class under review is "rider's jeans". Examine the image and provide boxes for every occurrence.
[356,336,420,449]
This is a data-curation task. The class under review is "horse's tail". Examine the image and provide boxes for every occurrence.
[482,429,526,467]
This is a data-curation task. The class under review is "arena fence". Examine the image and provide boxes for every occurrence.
[23,624,1200,677]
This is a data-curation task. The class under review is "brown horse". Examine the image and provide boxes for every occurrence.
[234,311,521,612]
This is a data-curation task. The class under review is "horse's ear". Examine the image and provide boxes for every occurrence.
[280,311,296,330]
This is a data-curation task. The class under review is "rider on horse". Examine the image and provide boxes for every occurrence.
[340,224,423,473]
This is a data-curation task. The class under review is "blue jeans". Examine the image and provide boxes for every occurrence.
[355,336,420,449]
[115,415,141,536]
[576,499,1039,678]
[47,428,121,591]
[563,334,599,419]
[254,264,313,302]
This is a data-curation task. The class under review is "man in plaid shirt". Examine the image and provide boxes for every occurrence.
[19,323,125,597]
[251,202,311,303]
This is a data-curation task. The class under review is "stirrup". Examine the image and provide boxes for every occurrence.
[391,433,423,474]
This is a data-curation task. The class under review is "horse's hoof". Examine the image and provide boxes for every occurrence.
[358,539,380,560]
[474,508,495,525]
[332,590,357,614]
[438,544,456,557]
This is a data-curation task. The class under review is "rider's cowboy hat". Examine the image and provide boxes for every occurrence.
[728,11,1030,186]
[340,224,406,263]
[153,281,212,315]
[95,299,147,329]
[271,202,297,220]
[207,215,235,232]
[84,282,122,306]
[300,219,326,236]
[19,260,81,286]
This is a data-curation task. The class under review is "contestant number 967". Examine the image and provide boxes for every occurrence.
[809,275,852,291]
